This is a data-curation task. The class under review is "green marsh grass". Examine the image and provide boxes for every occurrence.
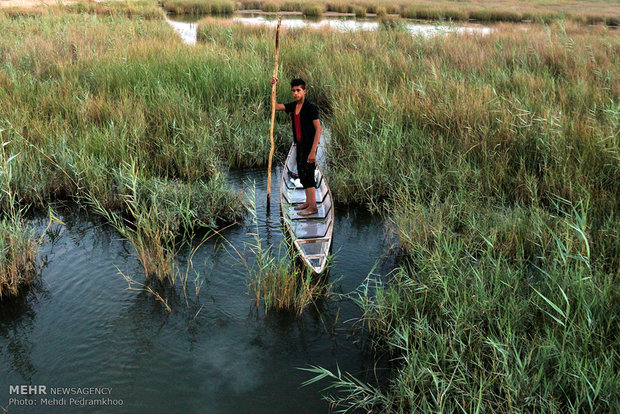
[1,5,618,408]
[244,186,330,315]
[0,216,38,299]
[0,12,249,287]
[224,0,620,25]
[0,136,63,298]
[317,196,619,412]
[301,3,323,16]
[161,0,235,15]
[0,137,37,298]
[87,161,242,281]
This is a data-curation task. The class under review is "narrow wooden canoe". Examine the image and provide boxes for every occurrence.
[280,144,334,274]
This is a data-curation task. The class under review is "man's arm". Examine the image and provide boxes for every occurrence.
[307,119,321,163]
[271,77,285,111]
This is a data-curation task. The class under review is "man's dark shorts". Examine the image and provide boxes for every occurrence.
[296,145,316,189]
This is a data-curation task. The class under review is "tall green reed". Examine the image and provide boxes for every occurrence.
[308,196,618,412]
[244,185,329,314]
[0,133,64,298]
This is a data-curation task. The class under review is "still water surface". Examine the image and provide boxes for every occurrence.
[167,13,492,45]
[0,165,396,413]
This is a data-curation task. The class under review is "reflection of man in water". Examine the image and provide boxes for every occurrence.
[271,77,322,215]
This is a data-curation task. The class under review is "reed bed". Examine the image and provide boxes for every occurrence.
[162,0,620,26]
[201,19,620,412]
[0,12,252,282]
[0,135,51,298]
[64,1,164,19]
[161,0,234,15]
[1,5,618,409]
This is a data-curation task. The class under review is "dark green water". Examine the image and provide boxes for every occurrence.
[0,166,396,413]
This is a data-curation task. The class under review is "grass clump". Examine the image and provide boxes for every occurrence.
[378,16,407,32]
[0,217,38,299]
[374,6,386,18]
[64,1,164,20]
[261,1,280,12]
[0,138,37,298]
[161,0,235,15]
[247,239,325,315]
[89,161,243,282]
[302,3,323,17]
[325,2,349,13]
[352,6,365,18]
[243,187,329,315]
[0,138,64,299]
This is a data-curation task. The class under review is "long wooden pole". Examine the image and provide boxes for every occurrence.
[267,18,282,207]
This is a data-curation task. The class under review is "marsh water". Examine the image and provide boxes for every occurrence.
[0,14,403,413]
[166,13,493,45]
[0,163,397,413]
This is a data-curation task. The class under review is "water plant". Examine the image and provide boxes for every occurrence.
[244,185,330,314]
[161,0,235,15]
[0,215,38,299]
[305,195,619,412]
[301,3,323,17]
[0,136,63,299]
[1,6,618,410]
[87,160,242,282]
[353,6,365,18]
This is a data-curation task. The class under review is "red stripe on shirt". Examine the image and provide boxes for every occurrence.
[294,112,302,143]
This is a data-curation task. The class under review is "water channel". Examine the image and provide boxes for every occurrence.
[0,162,397,412]
[166,12,493,45]
[0,13,417,413]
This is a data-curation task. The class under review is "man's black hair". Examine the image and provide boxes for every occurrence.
[290,78,306,90]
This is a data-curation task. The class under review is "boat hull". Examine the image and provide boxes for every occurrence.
[280,145,334,274]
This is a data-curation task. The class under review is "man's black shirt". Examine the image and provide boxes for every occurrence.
[284,100,319,152]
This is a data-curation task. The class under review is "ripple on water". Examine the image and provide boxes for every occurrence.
[0,168,394,412]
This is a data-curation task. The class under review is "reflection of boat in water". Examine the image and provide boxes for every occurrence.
[280,143,333,274]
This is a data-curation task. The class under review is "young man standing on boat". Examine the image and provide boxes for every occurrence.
[271,77,322,216]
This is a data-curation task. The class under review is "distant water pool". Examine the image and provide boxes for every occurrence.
[166,13,492,44]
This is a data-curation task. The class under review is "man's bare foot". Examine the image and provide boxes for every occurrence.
[298,207,318,216]
[294,203,309,211]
